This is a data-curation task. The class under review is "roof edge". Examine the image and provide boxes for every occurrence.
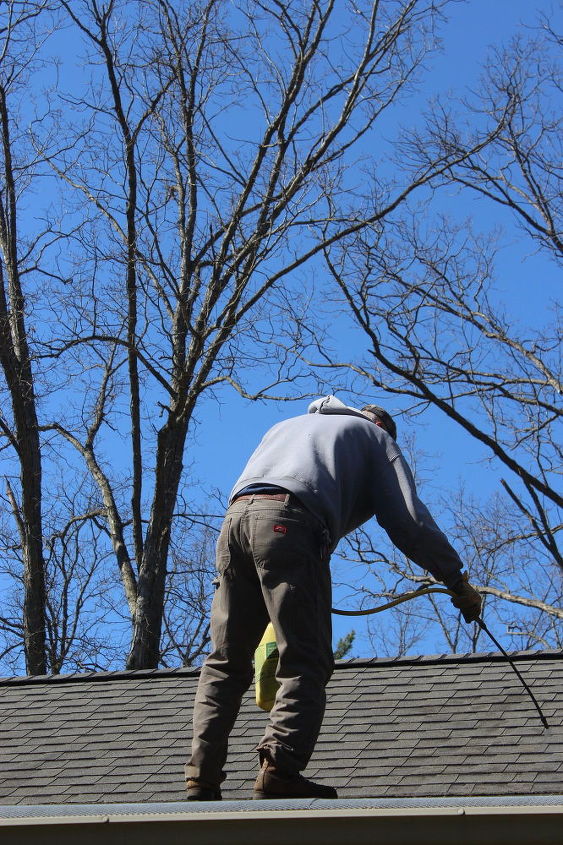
[0,647,560,688]
[2,795,563,820]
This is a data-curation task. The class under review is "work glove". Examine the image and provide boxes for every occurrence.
[450,572,482,623]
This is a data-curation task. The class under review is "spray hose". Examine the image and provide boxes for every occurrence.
[332,587,549,729]
[332,585,453,616]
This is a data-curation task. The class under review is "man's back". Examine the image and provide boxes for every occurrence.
[231,410,399,543]
[231,400,464,588]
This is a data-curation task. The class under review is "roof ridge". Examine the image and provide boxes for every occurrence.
[0,647,560,687]
[334,647,563,669]
[0,664,200,687]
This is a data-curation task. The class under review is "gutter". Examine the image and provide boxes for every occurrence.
[1,796,561,845]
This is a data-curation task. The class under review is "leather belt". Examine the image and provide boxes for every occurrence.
[234,492,288,502]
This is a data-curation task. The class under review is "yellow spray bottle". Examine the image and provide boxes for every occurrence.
[254,622,280,711]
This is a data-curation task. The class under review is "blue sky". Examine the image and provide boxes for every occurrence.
[184,0,560,653]
[2,0,559,671]
[193,0,559,490]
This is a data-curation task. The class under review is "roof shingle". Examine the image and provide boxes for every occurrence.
[1,649,562,805]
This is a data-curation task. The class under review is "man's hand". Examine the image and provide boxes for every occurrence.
[450,572,482,623]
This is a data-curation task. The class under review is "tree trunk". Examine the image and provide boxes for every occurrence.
[126,415,188,668]
[20,429,47,675]
[0,81,46,676]
[5,414,47,676]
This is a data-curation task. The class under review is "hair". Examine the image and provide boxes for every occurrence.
[360,405,397,440]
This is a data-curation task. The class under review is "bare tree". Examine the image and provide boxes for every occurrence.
[321,213,561,646]
[159,522,219,667]
[441,30,561,259]
[335,479,563,658]
[0,473,123,675]
[0,1,60,674]
[322,217,561,501]
[314,24,561,656]
[1,0,543,674]
[33,0,493,669]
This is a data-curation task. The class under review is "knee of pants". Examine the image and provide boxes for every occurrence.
[203,646,255,690]
[277,642,334,687]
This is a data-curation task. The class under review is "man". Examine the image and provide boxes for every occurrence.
[186,396,481,800]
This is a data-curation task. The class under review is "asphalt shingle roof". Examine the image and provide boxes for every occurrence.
[1,650,562,805]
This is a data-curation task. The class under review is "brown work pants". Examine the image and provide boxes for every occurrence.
[186,494,333,785]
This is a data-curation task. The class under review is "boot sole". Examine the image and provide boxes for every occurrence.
[186,779,222,801]
[253,790,337,800]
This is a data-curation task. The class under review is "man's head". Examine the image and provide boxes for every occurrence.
[360,405,397,440]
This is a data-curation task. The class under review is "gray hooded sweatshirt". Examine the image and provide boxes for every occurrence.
[230,395,463,588]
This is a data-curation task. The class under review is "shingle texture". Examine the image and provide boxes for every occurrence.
[1,650,562,805]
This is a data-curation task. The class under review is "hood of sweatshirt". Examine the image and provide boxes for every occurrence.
[307,395,368,420]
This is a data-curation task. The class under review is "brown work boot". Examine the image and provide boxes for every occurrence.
[253,760,338,800]
[186,778,222,801]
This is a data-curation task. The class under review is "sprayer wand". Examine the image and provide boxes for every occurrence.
[332,588,550,729]
[475,617,549,729]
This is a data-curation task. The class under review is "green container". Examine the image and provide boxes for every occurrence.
[254,622,280,711]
